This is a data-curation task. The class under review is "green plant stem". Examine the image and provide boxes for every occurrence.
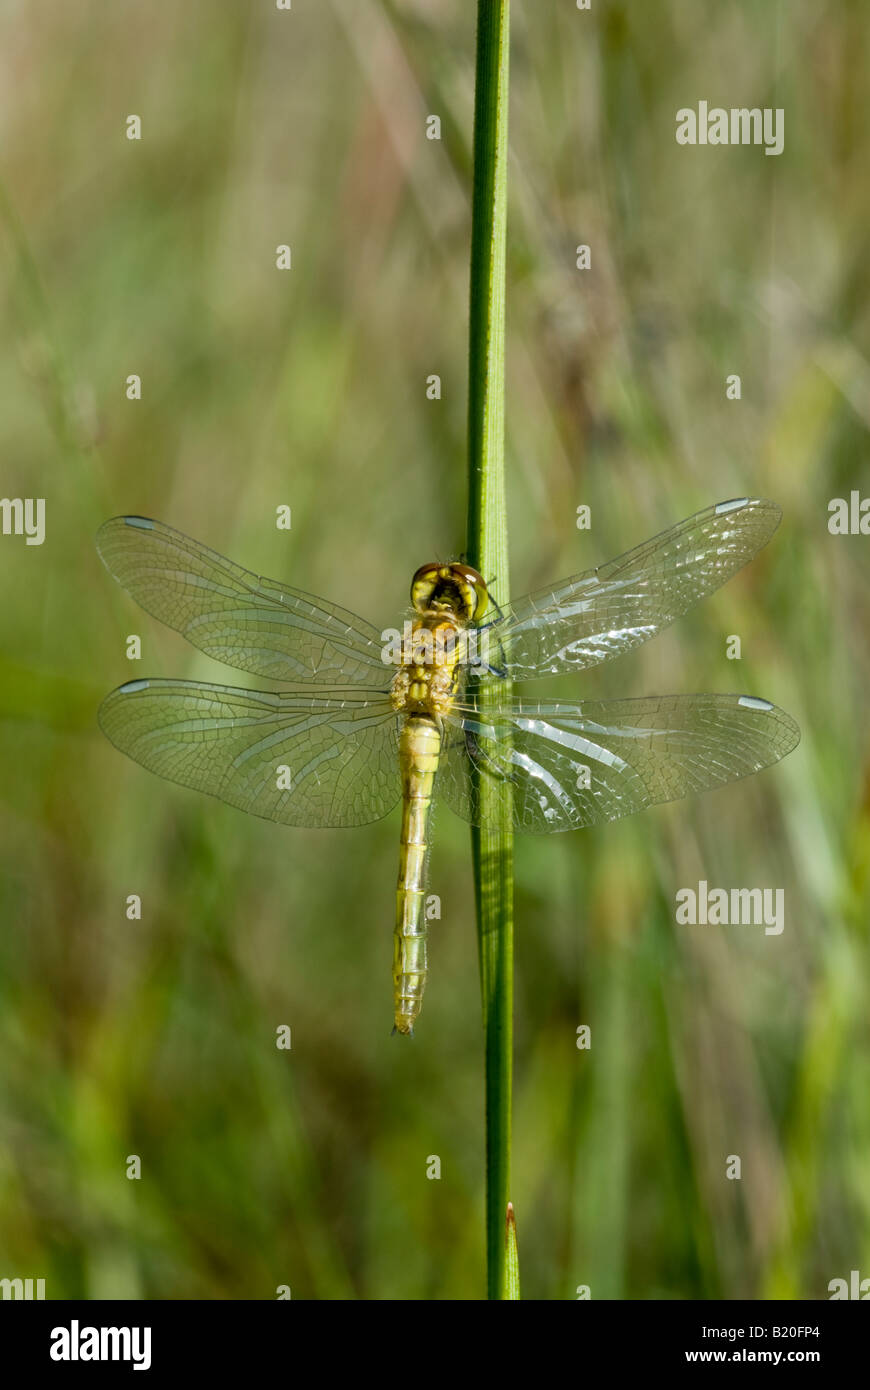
[466,0,517,1302]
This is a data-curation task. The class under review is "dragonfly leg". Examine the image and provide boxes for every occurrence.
[470,615,509,678]
[464,728,518,786]
[484,585,507,623]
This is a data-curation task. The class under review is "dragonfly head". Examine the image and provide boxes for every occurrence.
[411,562,489,623]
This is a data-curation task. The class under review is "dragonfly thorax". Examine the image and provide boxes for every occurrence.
[390,612,465,717]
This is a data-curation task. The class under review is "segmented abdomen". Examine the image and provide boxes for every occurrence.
[393,716,441,1035]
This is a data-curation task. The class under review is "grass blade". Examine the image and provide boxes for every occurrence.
[466,0,516,1302]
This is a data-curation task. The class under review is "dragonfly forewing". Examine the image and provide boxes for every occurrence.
[439,693,800,832]
[99,679,401,828]
[97,516,389,686]
[478,498,782,680]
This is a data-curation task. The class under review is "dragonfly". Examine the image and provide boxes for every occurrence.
[97,497,799,1035]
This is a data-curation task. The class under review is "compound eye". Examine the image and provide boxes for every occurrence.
[450,563,489,621]
[410,563,441,613]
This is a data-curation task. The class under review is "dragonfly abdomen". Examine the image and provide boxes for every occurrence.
[393,715,441,1036]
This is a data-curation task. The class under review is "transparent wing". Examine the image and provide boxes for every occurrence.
[475,498,782,680]
[439,693,800,832]
[99,679,401,828]
[97,516,389,685]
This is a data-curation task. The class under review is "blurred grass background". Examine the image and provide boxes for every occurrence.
[0,0,868,1299]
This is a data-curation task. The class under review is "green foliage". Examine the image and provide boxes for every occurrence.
[466,0,516,1300]
[0,0,867,1301]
